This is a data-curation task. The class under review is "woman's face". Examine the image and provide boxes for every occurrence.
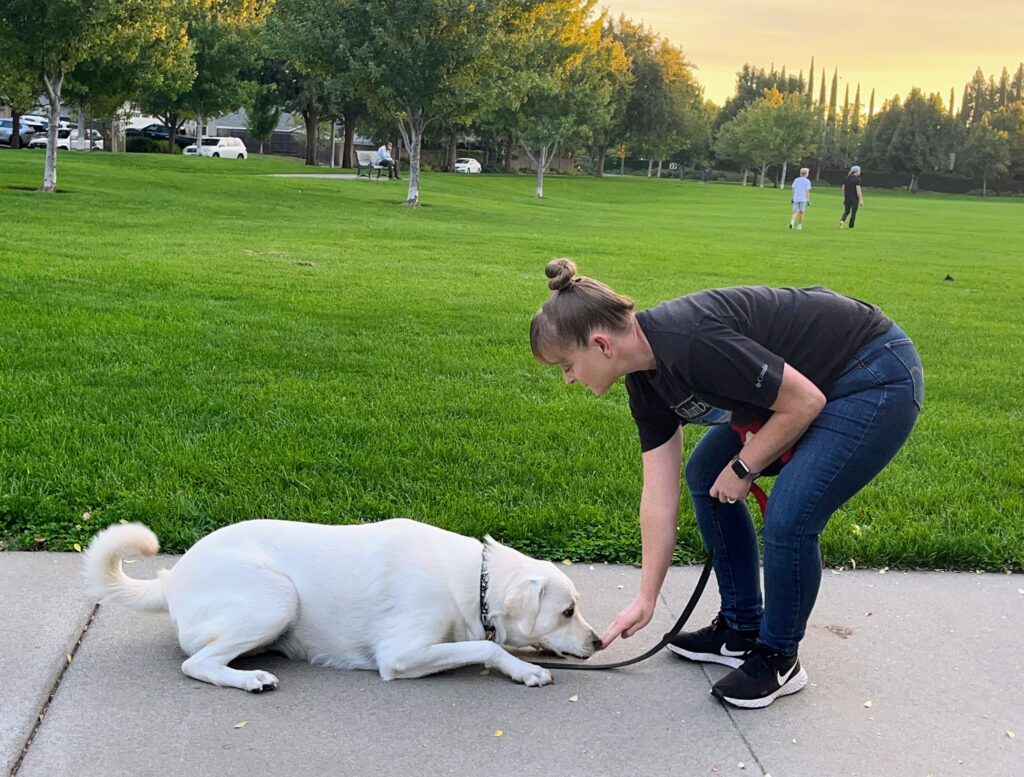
[548,338,618,396]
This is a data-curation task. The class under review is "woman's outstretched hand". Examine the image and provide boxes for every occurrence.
[600,596,655,649]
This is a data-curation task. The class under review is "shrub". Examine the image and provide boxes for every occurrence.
[126,136,164,154]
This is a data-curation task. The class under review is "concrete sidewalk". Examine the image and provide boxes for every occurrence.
[1,553,1020,777]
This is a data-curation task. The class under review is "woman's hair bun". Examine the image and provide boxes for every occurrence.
[545,258,578,291]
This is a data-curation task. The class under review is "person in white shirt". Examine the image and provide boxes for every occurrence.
[375,142,399,179]
[790,168,812,230]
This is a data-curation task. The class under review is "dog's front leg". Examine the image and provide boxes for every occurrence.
[381,641,553,686]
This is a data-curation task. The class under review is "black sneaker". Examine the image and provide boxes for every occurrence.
[711,646,808,709]
[666,615,757,668]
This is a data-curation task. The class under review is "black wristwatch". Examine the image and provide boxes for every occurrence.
[730,457,753,480]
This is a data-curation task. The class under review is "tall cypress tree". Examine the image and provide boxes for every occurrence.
[807,56,815,106]
[853,84,862,132]
[818,69,826,108]
[868,88,875,120]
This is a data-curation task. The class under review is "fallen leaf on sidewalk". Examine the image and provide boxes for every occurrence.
[66,654,72,664]
[1008,730,1015,738]
[616,585,624,589]
[863,700,873,707]
[879,568,888,574]
[562,559,572,565]
[479,669,490,676]
[73,543,82,552]
[737,761,746,769]
[1017,588,1023,595]
[568,695,578,702]
[234,721,247,729]
[493,730,503,737]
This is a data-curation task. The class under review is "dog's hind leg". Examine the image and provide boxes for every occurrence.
[176,564,298,692]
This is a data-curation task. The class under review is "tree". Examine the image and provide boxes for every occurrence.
[715,89,817,187]
[344,0,508,206]
[960,117,1010,196]
[0,60,36,149]
[890,88,954,192]
[510,0,617,197]
[0,0,176,190]
[987,102,1024,179]
[618,27,703,178]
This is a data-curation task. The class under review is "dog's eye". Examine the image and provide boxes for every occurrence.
[562,606,575,618]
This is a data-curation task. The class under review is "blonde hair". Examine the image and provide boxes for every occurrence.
[799,167,810,176]
[529,259,634,362]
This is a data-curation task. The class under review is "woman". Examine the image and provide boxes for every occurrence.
[530,259,923,708]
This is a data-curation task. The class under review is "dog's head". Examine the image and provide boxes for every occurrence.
[484,538,600,659]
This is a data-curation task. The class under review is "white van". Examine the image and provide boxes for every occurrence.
[183,136,248,159]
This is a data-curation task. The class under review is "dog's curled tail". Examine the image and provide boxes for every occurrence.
[83,523,168,611]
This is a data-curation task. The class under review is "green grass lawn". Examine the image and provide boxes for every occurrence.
[1,149,1022,570]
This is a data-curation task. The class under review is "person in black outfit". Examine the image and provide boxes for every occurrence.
[531,258,924,708]
[839,165,864,228]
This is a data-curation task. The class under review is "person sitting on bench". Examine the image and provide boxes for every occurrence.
[375,142,400,180]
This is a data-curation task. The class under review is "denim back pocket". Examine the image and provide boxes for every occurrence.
[885,338,925,410]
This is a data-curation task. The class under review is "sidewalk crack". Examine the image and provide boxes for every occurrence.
[9,603,99,777]
[701,665,769,775]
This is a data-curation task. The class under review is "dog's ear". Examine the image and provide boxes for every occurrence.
[503,578,545,635]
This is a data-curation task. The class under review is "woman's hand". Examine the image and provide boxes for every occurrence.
[709,466,751,504]
[600,596,656,648]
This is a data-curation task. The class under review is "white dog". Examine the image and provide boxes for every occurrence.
[84,518,600,692]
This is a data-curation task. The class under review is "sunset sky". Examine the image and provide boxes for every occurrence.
[601,1,1024,110]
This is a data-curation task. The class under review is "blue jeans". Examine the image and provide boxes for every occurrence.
[684,325,924,655]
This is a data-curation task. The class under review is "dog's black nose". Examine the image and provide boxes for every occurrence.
[591,636,603,650]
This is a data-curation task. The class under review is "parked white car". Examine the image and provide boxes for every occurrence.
[28,128,104,151]
[184,136,248,159]
[454,157,482,173]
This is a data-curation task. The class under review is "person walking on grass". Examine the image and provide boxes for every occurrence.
[839,165,864,228]
[790,167,812,230]
[530,258,923,708]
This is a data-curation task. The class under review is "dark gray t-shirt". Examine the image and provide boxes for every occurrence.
[625,286,892,452]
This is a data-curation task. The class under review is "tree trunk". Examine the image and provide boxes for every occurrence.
[165,112,177,154]
[303,103,318,166]
[595,144,607,178]
[536,147,546,197]
[341,109,359,168]
[396,109,424,206]
[10,107,21,149]
[504,134,512,173]
[780,161,788,189]
[448,131,457,172]
[982,176,987,197]
[909,173,918,193]
[742,167,749,186]
[328,121,336,168]
[620,154,625,176]
[40,70,64,192]
[646,159,653,177]
[759,161,768,187]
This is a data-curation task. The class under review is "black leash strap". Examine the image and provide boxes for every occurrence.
[532,552,714,671]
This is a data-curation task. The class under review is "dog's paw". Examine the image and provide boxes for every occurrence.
[512,663,552,687]
[243,671,280,693]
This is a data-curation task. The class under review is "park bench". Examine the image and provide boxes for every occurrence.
[355,149,386,179]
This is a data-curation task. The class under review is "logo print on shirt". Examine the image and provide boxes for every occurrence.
[755,363,768,389]
[669,395,732,426]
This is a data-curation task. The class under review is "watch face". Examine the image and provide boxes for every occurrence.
[731,459,750,478]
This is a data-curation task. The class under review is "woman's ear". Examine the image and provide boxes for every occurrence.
[591,332,613,358]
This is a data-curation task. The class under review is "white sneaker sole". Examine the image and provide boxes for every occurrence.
[666,643,747,669]
[714,666,809,709]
